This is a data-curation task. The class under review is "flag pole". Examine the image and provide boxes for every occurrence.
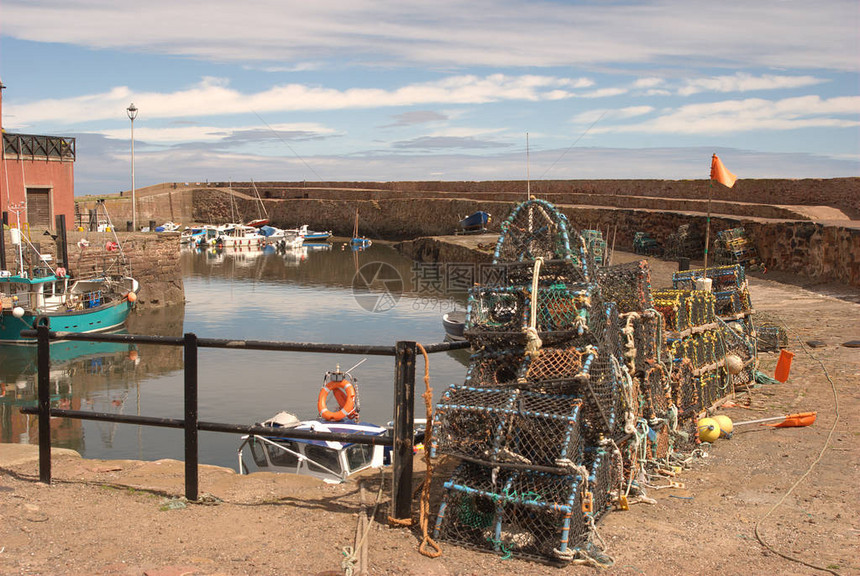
[704,178,711,271]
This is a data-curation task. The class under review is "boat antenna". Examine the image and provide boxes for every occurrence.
[526,132,531,202]
[344,358,367,375]
[538,109,607,180]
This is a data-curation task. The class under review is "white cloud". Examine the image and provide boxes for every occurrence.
[6,74,596,128]
[3,0,857,71]
[592,95,860,135]
[679,73,826,96]
[99,122,336,143]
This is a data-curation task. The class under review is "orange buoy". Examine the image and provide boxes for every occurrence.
[774,349,794,383]
[127,291,138,303]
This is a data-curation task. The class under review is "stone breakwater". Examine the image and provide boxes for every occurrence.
[196,193,860,287]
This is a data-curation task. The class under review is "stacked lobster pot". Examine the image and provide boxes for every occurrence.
[671,264,758,393]
[431,199,627,565]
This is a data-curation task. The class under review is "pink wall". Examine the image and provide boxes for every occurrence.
[0,83,76,230]
[0,157,76,227]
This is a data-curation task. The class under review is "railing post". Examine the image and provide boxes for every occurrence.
[184,332,199,501]
[36,322,52,484]
[392,340,416,521]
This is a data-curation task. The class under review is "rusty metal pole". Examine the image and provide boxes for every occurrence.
[392,340,416,521]
[36,322,52,484]
[184,332,199,501]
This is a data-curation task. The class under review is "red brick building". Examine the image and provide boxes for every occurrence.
[0,82,76,231]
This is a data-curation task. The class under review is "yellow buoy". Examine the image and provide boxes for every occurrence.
[697,417,721,443]
[713,415,733,438]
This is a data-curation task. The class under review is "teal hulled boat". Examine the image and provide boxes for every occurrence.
[0,272,138,344]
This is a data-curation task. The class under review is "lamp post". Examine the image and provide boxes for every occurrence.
[126,103,138,231]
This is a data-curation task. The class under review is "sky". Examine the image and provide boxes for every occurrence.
[0,0,858,196]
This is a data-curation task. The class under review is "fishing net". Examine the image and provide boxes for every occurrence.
[432,386,584,469]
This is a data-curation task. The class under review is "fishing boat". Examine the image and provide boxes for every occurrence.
[237,363,424,482]
[458,211,491,233]
[0,208,139,344]
[442,310,467,341]
[303,229,333,242]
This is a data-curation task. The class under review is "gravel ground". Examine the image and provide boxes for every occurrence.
[1,252,858,576]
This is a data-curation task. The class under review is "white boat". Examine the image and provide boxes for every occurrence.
[237,364,425,483]
[237,412,390,483]
[215,224,265,248]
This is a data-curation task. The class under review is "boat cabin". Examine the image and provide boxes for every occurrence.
[237,416,389,483]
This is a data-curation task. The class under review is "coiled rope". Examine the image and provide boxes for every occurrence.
[415,342,443,558]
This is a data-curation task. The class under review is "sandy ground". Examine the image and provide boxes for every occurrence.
[1,251,858,576]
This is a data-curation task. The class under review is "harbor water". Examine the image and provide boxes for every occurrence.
[0,242,471,471]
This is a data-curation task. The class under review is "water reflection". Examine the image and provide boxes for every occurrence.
[1,243,471,469]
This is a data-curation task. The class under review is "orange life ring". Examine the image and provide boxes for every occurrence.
[106,241,119,252]
[56,267,67,277]
[317,379,357,422]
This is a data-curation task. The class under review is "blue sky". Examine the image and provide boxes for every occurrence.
[1,0,857,196]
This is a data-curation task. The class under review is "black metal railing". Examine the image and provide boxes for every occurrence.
[3,132,75,161]
[19,325,470,520]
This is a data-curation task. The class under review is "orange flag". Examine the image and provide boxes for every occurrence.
[710,154,737,188]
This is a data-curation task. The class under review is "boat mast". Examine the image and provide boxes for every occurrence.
[353,208,359,238]
[526,132,531,202]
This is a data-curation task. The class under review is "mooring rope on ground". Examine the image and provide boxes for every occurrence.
[752,315,841,576]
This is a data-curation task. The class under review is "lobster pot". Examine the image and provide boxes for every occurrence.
[585,448,620,521]
[626,310,665,374]
[519,346,595,393]
[485,259,589,290]
[697,368,730,410]
[492,199,592,279]
[434,463,589,563]
[718,319,757,390]
[670,358,698,415]
[597,260,653,314]
[464,286,526,345]
[573,352,621,443]
[673,264,753,319]
[754,314,788,352]
[642,362,670,420]
[431,386,584,468]
[464,349,524,389]
[652,290,689,333]
[644,422,670,461]
[526,282,598,345]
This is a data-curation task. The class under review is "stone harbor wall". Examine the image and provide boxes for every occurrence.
[194,195,860,287]
[1,229,184,307]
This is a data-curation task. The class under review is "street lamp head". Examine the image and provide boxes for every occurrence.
[126,103,138,120]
